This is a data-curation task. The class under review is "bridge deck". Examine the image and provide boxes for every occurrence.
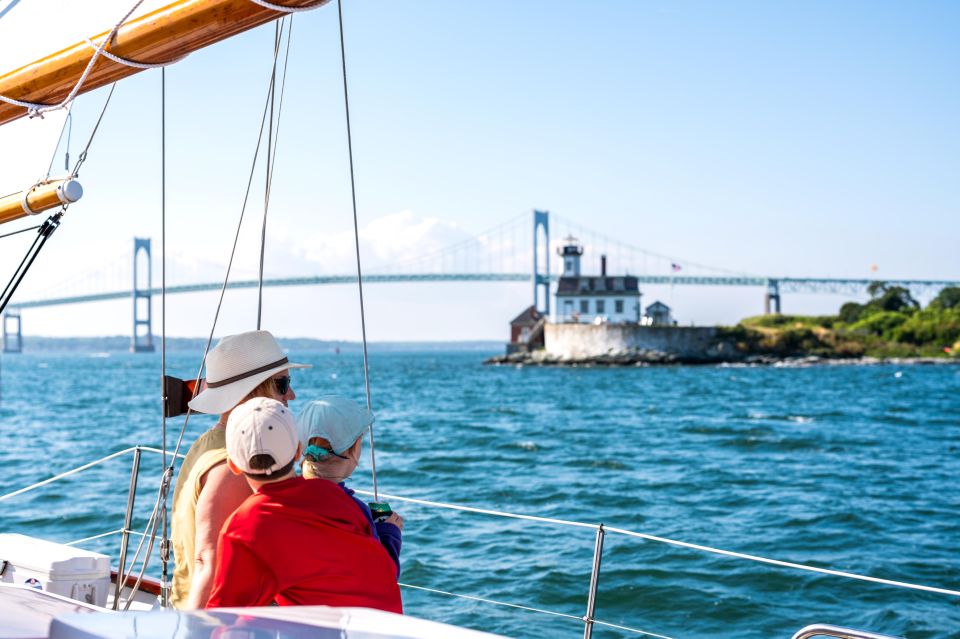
[9,274,960,309]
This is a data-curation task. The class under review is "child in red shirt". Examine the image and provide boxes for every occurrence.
[206,397,401,612]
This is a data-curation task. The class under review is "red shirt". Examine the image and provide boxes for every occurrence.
[206,476,402,613]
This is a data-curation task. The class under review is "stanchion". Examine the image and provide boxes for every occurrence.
[113,446,141,609]
[583,523,605,639]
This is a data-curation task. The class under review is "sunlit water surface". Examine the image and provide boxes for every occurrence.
[1,351,958,639]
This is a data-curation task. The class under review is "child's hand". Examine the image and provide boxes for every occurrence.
[384,512,404,531]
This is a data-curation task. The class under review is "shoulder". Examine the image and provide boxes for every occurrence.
[196,465,252,520]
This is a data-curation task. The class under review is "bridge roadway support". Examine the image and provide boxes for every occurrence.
[533,210,550,315]
[3,309,22,353]
[764,279,781,315]
[131,238,154,353]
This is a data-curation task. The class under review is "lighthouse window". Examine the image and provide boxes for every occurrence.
[579,300,589,313]
[615,299,624,313]
[596,300,605,314]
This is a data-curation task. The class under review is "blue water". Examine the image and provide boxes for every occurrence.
[1,350,958,639]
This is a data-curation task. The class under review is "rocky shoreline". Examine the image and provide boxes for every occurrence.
[484,350,960,367]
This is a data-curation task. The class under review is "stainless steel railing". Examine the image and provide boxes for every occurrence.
[792,624,905,639]
[3,446,957,639]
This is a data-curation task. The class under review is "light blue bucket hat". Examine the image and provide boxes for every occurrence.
[298,396,375,455]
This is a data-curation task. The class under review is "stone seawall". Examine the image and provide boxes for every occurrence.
[542,323,738,363]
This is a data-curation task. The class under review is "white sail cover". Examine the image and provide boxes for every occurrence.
[0,0,169,197]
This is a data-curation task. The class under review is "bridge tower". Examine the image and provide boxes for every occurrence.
[764,279,781,315]
[3,309,22,353]
[533,210,550,315]
[131,238,155,353]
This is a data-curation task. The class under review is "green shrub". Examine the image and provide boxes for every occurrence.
[931,287,960,310]
[849,311,908,338]
[838,302,863,324]
[894,307,960,345]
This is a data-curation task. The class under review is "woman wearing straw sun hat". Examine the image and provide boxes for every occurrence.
[170,330,309,609]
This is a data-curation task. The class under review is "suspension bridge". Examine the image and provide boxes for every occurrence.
[3,210,958,352]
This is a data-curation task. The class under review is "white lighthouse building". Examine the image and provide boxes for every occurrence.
[553,237,641,324]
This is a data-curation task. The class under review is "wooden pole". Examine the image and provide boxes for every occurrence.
[0,179,83,225]
[0,0,330,127]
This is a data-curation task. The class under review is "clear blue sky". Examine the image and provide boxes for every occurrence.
[2,0,958,341]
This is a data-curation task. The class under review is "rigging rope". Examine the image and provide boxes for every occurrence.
[128,27,295,607]
[162,24,289,472]
[247,0,319,13]
[44,108,74,179]
[69,84,118,179]
[83,37,187,70]
[0,224,42,241]
[0,0,146,118]
[0,0,328,119]
[257,18,292,328]
[0,213,63,316]
[0,84,115,307]
[336,0,379,501]
[158,66,171,609]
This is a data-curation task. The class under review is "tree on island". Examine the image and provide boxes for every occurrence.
[839,282,919,324]
[930,286,960,310]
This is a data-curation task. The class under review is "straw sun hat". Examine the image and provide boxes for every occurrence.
[188,330,310,415]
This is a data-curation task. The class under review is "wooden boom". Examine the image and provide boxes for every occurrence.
[0,179,83,225]
[0,0,330,127]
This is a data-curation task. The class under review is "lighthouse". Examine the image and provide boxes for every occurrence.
[559,236,583,276]
[553,238,641,324]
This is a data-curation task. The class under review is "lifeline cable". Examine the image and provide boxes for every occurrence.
[336,0,379,501]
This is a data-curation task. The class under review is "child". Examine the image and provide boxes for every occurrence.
[206,397,401,611]
[298,397,403,576]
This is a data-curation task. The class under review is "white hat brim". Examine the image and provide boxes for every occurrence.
[188,361,310,415]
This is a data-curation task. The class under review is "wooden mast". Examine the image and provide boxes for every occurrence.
[0,0,330,127]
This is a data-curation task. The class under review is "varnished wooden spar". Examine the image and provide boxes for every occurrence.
[0,0,330,127]
[0,179,83,225]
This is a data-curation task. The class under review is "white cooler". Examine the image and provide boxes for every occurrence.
[0,533,111,607]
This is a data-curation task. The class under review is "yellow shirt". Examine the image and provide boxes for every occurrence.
[169,427,226,609]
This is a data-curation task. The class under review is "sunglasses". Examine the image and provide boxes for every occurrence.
[273,375,292,395]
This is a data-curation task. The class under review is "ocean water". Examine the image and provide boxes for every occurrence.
[1,350,958,639]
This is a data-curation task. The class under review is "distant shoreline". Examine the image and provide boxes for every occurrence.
[485,351,960,367]
[5,336,503,353]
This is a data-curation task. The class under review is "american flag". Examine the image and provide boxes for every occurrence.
[671,263,682,272]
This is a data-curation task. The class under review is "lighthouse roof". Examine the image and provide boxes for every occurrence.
[556,275,639,296]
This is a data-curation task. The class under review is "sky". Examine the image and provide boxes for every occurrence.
[0,0,958,342]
